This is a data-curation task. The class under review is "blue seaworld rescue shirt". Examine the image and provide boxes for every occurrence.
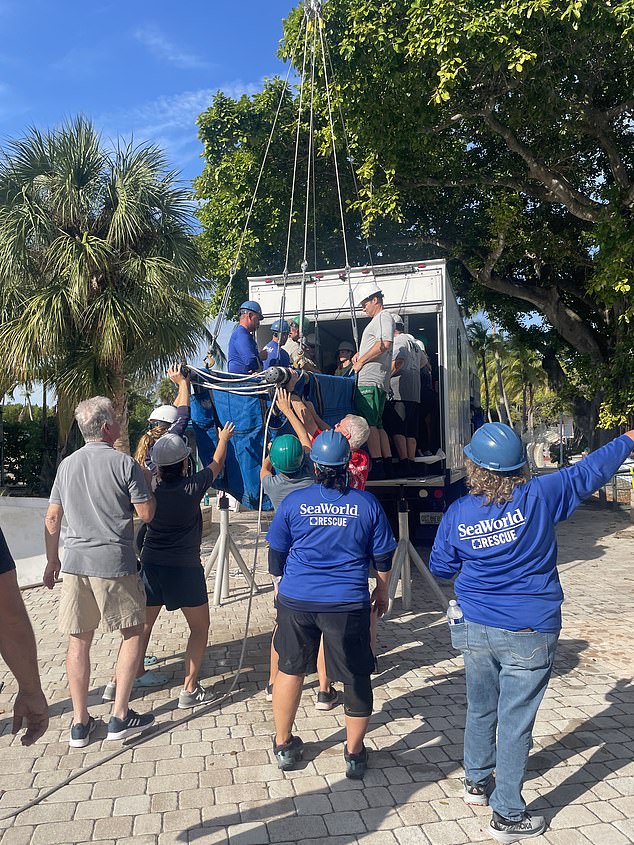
[227,325,261,374]
[429,435,634,633]
[263,339,291,368]
[266,484,396,610]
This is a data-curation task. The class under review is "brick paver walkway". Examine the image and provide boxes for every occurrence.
[1,500,633,844]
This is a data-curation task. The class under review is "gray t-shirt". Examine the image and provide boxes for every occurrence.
[357,310,394,390]
[141,468,213,567]
[391,333,421,402]
[50,441,151,578]
[262,465,315,510]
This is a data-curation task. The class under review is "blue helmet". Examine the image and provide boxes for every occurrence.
[239,300,263,317]
[271,319,290,334]
[464,422,526,472]
[310,430,350,467]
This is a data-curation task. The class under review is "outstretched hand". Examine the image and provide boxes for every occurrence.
[168,364,188,384]
[275,388,293,416]
[218,422,236,443]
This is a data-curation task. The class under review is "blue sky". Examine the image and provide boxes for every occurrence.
[0,0,295,184]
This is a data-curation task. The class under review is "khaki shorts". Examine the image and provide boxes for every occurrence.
[59,573,146,634]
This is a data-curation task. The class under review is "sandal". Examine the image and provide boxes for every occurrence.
[144,655,158,667]
[133,671,169,688]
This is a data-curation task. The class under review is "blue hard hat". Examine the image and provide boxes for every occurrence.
[239,300,263,317]
[310,430,351,467]
[271,319,290,334]
[464,422,527,472]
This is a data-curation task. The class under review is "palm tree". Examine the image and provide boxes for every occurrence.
[503,340,550,434]
[0,117,210,454]
[467,320,493,422]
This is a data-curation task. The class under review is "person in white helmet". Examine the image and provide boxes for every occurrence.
[351,284,394,480]
[335,340,356,377]
[134,365,191,486]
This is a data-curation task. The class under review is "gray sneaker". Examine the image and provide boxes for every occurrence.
[490,812,546,843]
[178,684,210,709]
[102,681,116,702]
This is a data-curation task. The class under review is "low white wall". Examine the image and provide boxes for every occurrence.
[0,498,63,589]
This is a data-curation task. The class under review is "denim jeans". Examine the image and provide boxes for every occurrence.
[450,620,559,821]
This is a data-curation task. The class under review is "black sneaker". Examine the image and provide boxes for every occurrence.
[273,735,304,770]
[69,716,96,748]
[344,744,368,779]
[490,812,546,843]
[106,709,155,741]
[463,776,492,806]
[316,685,339,711]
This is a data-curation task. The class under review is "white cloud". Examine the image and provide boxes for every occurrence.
[98,82,263,176]
[134,25,209,71]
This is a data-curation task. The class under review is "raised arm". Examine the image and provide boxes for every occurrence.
[276,389,313,452]
[209,422,236,481]
[167,365,191,437]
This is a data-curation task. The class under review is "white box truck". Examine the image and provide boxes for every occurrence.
[249,258,474,538]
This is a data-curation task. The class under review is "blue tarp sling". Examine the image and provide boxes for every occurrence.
[190,370,355,511]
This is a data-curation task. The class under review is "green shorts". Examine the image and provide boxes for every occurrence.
[355,385,387,429]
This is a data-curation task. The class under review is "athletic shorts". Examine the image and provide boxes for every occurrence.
[274,603,373,683]
[59,573,146,634]
[142,563,208,611]
[383,400,420,439]
[355,386,387,429]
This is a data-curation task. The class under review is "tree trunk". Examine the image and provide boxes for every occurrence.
[490,322,511,426]
[528,383,535,435]
[112,381,131,455]
[480,352,491,421]
[521,380,528,434]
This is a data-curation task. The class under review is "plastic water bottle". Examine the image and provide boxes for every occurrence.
[447,599,464,626]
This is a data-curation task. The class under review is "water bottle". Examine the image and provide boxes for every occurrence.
[447,599,464,626]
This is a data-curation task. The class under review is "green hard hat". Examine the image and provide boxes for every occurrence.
[290,316,311,333]
[269,435,304,474]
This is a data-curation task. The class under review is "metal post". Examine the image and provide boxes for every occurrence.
[213,497,230,607]
[559,413,564,466]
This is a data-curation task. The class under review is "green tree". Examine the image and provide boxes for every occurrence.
[0,117,210,454]
[467,320,493,421]
[279,0,634,441]
[194,79,411,313]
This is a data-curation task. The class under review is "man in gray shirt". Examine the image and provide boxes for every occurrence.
[351,284,395,480]
[383,315,422,477]
[44,397,156,747]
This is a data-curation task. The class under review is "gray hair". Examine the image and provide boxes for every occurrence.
[75,396,115,441]
[340,414,370,450]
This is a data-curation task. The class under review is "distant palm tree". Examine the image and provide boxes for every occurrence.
[503,339,549,434]
[467,320,492,422]
[0,117,210,454]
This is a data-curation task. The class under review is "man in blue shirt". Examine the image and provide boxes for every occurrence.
[266,430,396,779]
[429,422,634,843]
[262,319,291,368]
[227,300,265,374]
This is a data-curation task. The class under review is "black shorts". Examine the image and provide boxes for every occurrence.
[274,603,373,683]
[383,400,420,439]
[142,563,208,611]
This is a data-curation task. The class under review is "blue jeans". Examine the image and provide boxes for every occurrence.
[450,620,559,821]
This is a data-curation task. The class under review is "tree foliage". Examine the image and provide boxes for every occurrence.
[278,0,633,433]
[0,117,211,453]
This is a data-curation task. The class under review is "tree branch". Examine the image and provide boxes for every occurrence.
[398,174,558,204]
[405,234,604,361]
[481,110,604,223]
[582,108,632,192]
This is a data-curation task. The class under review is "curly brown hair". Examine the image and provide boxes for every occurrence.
[465,457,530,506]
[133,425,169,466]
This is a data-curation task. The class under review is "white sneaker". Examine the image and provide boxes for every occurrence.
[489,813,546,842]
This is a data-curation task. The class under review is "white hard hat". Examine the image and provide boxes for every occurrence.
[151,433,191,467]
[392,313,404,326]
[355,282,383,308]
[149,405,179,425]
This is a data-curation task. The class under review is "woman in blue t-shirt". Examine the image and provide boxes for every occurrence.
[266,430,396,779]
[430,422,634,843]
